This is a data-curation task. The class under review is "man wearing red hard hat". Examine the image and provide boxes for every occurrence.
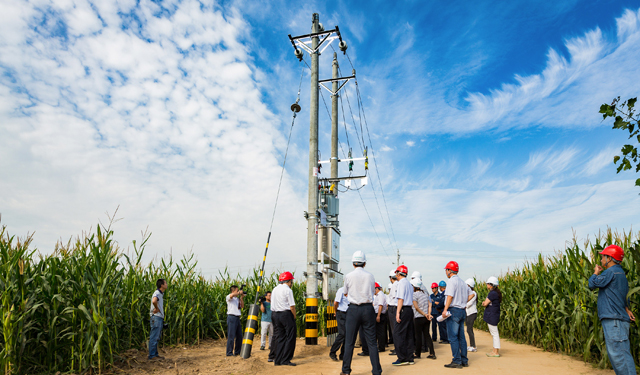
[588,245,637,375]
[441,261,470,369]
[391,264,415,366]
[269,271,297,366]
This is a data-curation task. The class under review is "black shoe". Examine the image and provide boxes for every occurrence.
[462,363,469,367]
[267,358,274,362]
[389,350,396,355]
[414,354,421,359]
[444,362,463,369]
[330,354,338,361]
[357,352,369,357]
[285,362,296,366]
[427,354,437,360]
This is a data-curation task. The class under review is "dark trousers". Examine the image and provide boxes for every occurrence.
[437,318,448,342]
[330,310,347,358]
[342,304,382,375]
[387,309,394,344]
[466,313,477,347]
[376,313,387,352]
[414,317,435,356]
[272,310,296,365]
[226,315,242,356]
[431,314,439,341]
[387,305,397,346]
[392,306,415,363]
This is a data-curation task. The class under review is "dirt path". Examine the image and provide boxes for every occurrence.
[116,329,613,375]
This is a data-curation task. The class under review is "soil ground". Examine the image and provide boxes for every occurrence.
[113,329,614,375]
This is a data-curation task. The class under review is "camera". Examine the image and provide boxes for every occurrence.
[240,284,247,295]
[259,295,267,303]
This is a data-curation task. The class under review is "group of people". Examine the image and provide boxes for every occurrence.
[145,244,637,375]
[325,251,504,374]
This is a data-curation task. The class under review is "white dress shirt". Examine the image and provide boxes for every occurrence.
[226,294,241,316]
[271,283,296,312]
[343,267,375,304]
[373,291,388,314]
[335,287,349,312]
[444,274,470,309]
[466,288,478,315]
[388,281,398,306]
[394,278,413,306]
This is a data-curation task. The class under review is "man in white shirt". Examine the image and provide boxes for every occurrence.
[373,282,388,353]
[441,261,470,369]
[392,265,415,366]
[270,272,297,366]
[148,279,167,360]
[329,286,349,361]
[387,269,398,354]
[341,251,382,375]
[225,285,244,356]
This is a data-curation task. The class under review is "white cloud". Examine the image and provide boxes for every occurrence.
[582,146,617,176]
[0,0,307,275]
[406,140,415,147]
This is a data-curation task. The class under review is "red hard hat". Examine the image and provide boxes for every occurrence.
[600,245,624,262]
[445,261,459,272]
[396,265,408,276]
[279,271,294,282]
[375,282,381,289]
[431,282,438,289]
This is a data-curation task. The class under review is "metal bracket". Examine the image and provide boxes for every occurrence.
[318,75,355,96]
[288,26,343,55]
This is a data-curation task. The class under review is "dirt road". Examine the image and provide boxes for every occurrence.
[117,329,613,375]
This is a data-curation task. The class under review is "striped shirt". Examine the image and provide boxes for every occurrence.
[413,290,431,318]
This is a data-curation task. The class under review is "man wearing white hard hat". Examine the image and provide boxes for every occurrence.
[411,271,429,353]
[464,278,478,352]
[387,268,398,355]
[341,251,382,375]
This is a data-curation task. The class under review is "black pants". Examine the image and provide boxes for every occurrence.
[376,313,387,352]
[272,310,296,365]
[387,309,394,344]
[414,317,435,356]
[226,315,241,356]
[330,310,347,358]
[387,305,397,345]
[431,313,439,341]
[342,304,382,375]
[466,313,477,347]
[359,325,369,354]
[392,306,415,363]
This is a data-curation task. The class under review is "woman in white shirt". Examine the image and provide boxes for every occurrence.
[464,278,478,352]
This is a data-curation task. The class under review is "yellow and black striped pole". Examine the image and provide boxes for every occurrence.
[305,296,319,345]
[240,232,271,359]
[325,301,337,346]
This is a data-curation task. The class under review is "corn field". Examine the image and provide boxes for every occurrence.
[0,224,325,374]
[474,229,640,370]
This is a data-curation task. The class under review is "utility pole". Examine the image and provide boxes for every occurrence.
[305,12,320,320]
[331,52,339,188]
[397,249,400,267]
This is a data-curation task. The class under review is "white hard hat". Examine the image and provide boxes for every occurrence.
[465,278,475,288]
[410,278,422,288]
[352,251,366,264]
[486,276,499,286]
[387,283,392,289]
[389,269,397,278]
[410,271,422,279]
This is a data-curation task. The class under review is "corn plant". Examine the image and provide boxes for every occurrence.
[474,229,639,370]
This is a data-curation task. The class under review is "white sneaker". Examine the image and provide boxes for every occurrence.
[468,347,477,352]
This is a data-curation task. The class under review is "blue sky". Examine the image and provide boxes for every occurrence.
[1,0,640,285]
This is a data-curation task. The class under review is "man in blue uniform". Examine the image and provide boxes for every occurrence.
[588,245,637,375]
[433,281,448,343]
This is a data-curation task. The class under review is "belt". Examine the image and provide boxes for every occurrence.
[349,302,372,306]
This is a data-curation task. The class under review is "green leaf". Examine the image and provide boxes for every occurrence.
[622,145,635,155]
[613,155,620,164]
[627,97,637,110]
[613,116,629,130]
[636,178,640,187]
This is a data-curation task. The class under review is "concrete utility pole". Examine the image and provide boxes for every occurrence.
[330,52,339,186]
[306,13,320,303]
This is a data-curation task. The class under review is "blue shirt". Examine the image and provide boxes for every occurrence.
[261,301,272,322]
[395,278,413,306]
[431,292,445,315]
[483,290,501,326]
[335,287,349,312]
[588,264,630,322]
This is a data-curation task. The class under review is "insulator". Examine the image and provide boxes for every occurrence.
[339,40,348,53]
[294,48,303,61]
[291,103,301,113]
[318,23,324,32]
